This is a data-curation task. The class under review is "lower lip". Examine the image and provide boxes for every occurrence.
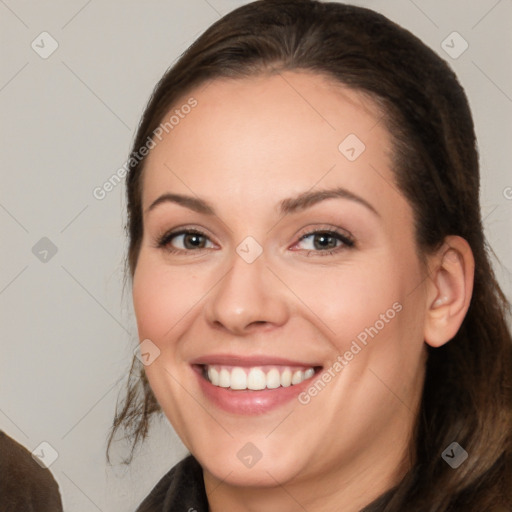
[193,366,319,415]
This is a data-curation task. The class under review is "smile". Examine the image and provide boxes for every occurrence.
[203,364,317,390]
[191,355,324,414]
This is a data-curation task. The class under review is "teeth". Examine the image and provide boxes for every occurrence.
[247,368,266,390]
[304,368,315,380]
[266,368,281,389]
[204,365,316,390]
[280,368,292,387]
[291,370,304,385]
[219,368,230,388]
[208,367,219,386]
[230,367,247,390]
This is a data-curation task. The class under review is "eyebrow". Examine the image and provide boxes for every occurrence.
[279,187,379,217]
[146,193,215,215]
[145,186,380,217]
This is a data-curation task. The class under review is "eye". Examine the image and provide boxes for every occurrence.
[157,228,214,253]
[293,228,355,256]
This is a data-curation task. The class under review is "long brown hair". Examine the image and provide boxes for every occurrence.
[107,1,512,509]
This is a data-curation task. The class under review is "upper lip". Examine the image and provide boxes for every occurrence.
[190,354,322,367]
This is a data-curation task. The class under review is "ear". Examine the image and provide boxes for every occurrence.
[423,235,475,348]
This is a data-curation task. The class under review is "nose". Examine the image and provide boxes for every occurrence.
[204,248,290,336]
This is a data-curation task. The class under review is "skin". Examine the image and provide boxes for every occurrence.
[132,71,474,512]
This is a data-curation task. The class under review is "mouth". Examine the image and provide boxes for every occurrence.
[190,356,323,414]
[198,364,320,390]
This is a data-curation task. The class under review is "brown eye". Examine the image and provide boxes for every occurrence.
[306,232,338,250]
[181,233,208,249]
[294,229,355,256]
[158,229,214,253]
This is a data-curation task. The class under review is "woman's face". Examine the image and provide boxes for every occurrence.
[132,72,429,490]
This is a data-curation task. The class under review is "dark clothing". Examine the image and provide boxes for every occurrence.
[135,455,209,512]
[0,431,63,512]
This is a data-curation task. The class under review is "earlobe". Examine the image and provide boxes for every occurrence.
[424,236,475,348]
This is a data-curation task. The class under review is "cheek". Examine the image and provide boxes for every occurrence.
[296,248,424,379]
[290,255,403,347]
[131,255,199,346]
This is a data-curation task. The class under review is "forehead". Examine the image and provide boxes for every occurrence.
[141,71,401,218]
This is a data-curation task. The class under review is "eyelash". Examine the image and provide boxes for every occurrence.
[156,228,213,255]
[156,226,355,257]
[295,228,355,256]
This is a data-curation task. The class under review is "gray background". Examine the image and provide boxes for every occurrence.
[1,1,511,510]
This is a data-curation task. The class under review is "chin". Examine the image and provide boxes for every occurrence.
[193,438,309,488]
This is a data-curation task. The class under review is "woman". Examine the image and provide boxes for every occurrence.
[107,1,512,510]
